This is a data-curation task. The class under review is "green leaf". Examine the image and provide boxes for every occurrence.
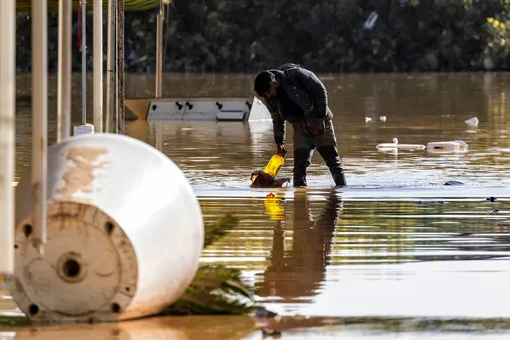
[165,264,256,315]
[204,213,239,248]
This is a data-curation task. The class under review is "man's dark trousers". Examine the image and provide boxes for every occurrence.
[292,118,346,187]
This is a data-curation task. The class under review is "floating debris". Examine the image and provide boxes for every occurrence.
[465,117,479,127]
[443,181,464,186]
[413,201,444,205]
[255,306,278,318]
[251,170,290,188]
[376,138,426,152]
[261,327,282,338]
[427,140,468,153]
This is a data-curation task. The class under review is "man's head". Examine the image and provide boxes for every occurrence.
[254,70,277,98]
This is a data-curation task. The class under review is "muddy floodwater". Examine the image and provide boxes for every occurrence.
[2,72,510,339]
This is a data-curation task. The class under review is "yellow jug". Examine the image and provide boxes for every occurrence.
[263,154,285,178]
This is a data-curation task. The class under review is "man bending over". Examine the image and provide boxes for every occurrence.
[253,64,347,187]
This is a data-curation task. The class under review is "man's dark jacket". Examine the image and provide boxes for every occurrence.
[260,66,333,145]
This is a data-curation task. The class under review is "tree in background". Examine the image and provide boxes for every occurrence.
[14,0,510,73]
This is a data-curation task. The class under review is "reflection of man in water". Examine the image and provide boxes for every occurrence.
[257,191,342,302]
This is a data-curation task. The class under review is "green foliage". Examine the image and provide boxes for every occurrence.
[204,213,239,248]
[0,315,30,326]
[15,0,510,73]
[165,265,255,315]
[165,214,256,315]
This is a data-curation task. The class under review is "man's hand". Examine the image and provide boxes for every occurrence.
[276,144,287,157]
[315,118,325,136]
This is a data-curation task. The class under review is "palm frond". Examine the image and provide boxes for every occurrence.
[165,264,255,315]
[203,213,239,248]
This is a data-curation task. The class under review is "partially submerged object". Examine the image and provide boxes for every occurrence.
[444,180,464,186]
[426,140,468,153]
[10,134,204,323]
[376,138,426,152]
[376,138,469,154]
[1,213,257,323]
[251,153,290,188]
[250,170,290,188]
[124,96,271,121]
[465,117,479,127]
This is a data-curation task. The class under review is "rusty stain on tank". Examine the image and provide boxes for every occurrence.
[57,147,110,200]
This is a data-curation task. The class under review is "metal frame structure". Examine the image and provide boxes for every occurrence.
[105,0,116,133]
[155,0,164,98]
[81,0,87,126]
[1,0,163,274]
[0,0,16,274]
[31,0,49,254]
[15,0,159,12]
[57,0,72,142]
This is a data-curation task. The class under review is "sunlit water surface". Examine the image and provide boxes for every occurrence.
[2,72,510,339]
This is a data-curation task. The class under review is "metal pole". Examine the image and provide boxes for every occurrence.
[93,0,103,132]
[116,0,125,134]
[32,0,48,254]
[81,0,87,125]
[115,0,120,133]
[105,0,116,133]
[155,3,164,98]
[57,0,72,142]
[0,0,16,274]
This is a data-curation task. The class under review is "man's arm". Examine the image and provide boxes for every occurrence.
[263,98,286,145]
[292,68,328,118]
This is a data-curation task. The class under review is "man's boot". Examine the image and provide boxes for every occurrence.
[332,168,346,187]
[293,148,313,187]
[317,145,347,187]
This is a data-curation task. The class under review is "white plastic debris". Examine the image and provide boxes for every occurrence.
[364,11,378,30]
[73,123,94,136]
[427,140,468,153]
[365,117,372,123]
[376,138,426,152]
[379,116,387,122]
[465,117,479,127]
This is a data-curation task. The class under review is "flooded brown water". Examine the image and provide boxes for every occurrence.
[3,72,510,339]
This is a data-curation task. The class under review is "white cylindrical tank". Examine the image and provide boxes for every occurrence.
[9,133,204,322]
